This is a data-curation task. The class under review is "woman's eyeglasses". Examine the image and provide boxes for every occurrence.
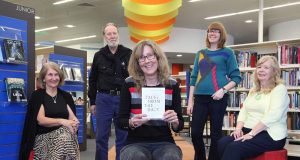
[207,29,220,34]
[138,54,155,63]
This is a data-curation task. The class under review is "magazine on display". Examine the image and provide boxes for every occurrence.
[5,78,27,102]
[72,67,83,81]
[70,91,84,105]
[3,39,25,63]
[0,45,4,62]
[63,67,74,81]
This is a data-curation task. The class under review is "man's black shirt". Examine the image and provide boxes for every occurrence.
[88,45,131,105]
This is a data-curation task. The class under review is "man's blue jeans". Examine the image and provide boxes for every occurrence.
[120,142,182,160]
[95,93,127,160]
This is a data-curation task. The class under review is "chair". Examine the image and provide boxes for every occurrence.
[247,149,287,160]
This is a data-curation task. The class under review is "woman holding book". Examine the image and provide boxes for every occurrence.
[187,22,241,160]
[117,40,184,160]
[20,62,80,160]
[218,56,289,160]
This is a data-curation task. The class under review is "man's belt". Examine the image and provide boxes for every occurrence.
[98,89,121,96]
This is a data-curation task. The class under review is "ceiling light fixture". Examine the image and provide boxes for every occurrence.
[245,20,253,23]
[65,25,75,28]
[35,26,58,32]
[53,0,75,5]
[55,35,96,43]
[188,0,202,2]
[122,0,182,44]
[35,46,54,50]
[205,1,300,20]
[35,16,41,19]
[176,54,182,57]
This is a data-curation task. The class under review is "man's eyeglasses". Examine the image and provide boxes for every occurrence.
[138,54,156,63]
[207,29,220,34]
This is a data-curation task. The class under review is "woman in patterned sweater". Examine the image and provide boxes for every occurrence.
[118,40,184,160]
[187,22,241,160]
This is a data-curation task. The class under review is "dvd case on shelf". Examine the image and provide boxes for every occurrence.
[3,39,25,63]
[72,67,83,81]
[70,91,84,105]
[0,45,4,62]
[5,77,27,102]
[63,67,74,81]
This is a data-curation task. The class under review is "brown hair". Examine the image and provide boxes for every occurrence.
[128,39,170,91]
[251,56,283,94]
[38,62,65,88]
[206,22,227,48]
[102,22,118,35]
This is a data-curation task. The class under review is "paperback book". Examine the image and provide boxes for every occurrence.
[3,39,25,63]
[5,78,27,102]
[63,67,74,81]
[70,91,84,105]
[72,67,83,81]
[0,45,4,62]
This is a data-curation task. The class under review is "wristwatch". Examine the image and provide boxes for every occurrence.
[222,87,228,94]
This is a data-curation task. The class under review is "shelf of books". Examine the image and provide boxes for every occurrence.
[171,63,191,137]
[225,38,300,157]
[0,1,35,159]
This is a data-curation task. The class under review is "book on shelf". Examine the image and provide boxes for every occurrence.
[3,39,25,63]
[63,67,74,81]
[234,50,257,68]
[5,78,27,102]
[71,67,83,81]
[70,91,84,105]
[0,45,4,62]
[278,44,300,65]
[287,112,300,130]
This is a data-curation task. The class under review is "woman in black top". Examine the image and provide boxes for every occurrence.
[19,62,80,160]
[118,40,184,160]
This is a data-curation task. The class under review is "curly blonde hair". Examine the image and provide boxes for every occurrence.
[251,55,283,94]
[128,40,170,91]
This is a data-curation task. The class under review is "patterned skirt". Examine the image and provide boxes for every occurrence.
[33,126,80,160]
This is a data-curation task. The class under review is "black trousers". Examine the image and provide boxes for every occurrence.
[218,128,286,160]
[191,95,228,160]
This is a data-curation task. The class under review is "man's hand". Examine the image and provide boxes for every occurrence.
[90,105,96,115]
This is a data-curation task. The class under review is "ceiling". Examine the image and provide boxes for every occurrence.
[3,0,300,64]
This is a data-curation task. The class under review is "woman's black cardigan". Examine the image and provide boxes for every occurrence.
[19,88,76,160]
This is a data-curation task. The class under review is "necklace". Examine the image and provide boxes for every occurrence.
[255,93,261,100]
[52,95,57,103]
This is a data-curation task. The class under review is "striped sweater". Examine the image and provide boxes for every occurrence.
[118,77,184,144]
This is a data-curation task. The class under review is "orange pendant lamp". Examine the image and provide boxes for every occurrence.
[122,0,182,44]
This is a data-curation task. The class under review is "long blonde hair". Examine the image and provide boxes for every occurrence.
[251,56,283,94]
[128,40,170,91]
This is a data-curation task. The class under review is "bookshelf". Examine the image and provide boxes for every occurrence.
[224,38,300,157]
[171,70,191,136]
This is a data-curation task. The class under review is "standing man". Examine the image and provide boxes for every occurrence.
[88,22,131,160]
